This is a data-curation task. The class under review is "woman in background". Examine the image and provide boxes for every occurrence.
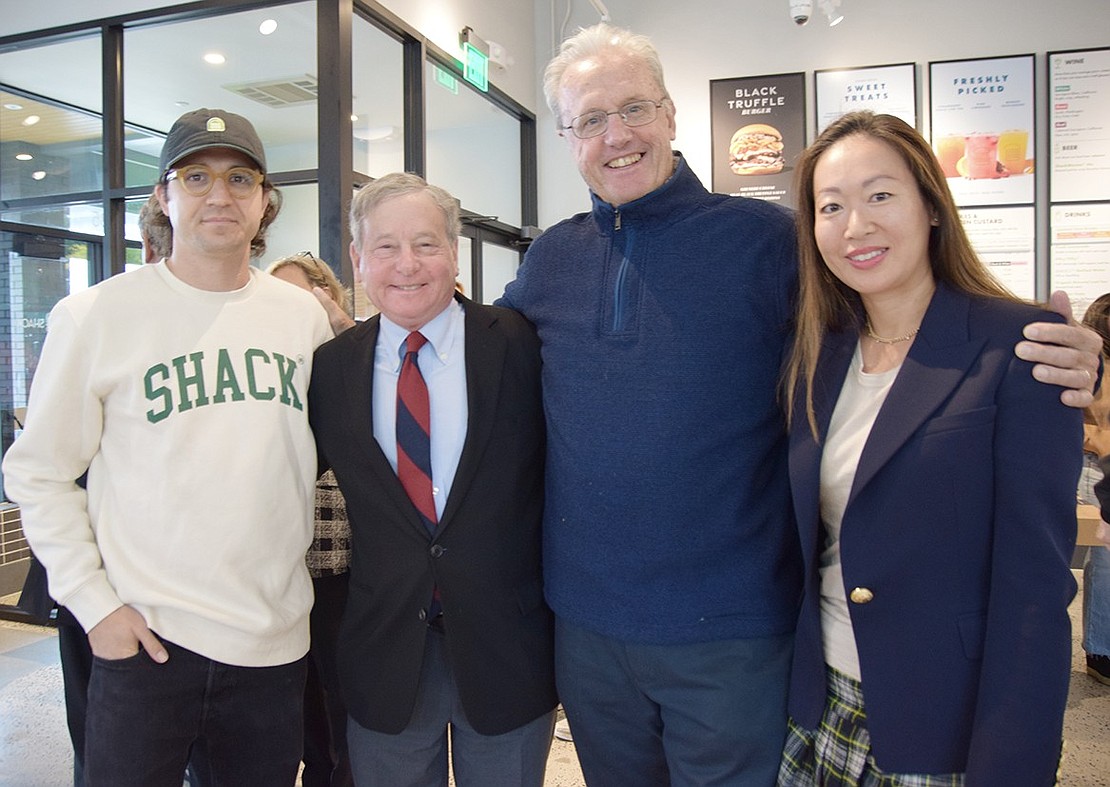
[269,252,356,787]
[778,111,1081,786]
[1079,293,1110,686]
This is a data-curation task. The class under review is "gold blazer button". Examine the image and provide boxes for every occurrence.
[849,587,874,604]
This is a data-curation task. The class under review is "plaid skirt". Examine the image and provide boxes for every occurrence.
[777,666,965,787]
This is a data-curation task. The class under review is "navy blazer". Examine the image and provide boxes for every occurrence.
[308,295,556,736]
[787,284,1081,784]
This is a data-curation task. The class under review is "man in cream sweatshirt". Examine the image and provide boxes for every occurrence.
[2,108,331,785]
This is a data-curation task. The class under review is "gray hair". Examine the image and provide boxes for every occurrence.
[542,23,670,129]
[348,172,461,251]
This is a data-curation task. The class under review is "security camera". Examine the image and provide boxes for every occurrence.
[789,0,813,25]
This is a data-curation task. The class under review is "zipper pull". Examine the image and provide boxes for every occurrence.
[614,209,621,231]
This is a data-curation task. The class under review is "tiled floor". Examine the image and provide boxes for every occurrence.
[2,574,1108,786]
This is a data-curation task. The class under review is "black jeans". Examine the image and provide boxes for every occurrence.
[84,637,306,786]
[302,572,352,787]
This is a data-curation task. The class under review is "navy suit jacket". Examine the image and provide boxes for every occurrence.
[787,284,1081,784]
[308,295,556,736]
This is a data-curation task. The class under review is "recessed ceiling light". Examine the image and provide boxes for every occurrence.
[203,52,226,65]
[175,101,189,108]
[259,19,278,35]
[22,115,40,126]
[351,114,359,122]
[3,103,23,110]
[15,153,34,161]
[32,170,46,180]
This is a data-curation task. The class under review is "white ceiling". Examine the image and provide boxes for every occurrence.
[0,1,500,167]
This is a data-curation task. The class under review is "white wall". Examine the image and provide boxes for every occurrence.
[532,0,1110,275]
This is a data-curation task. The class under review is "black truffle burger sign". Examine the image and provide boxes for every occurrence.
[711,71,806,207]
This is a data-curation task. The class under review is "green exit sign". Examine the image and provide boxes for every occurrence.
[463,42,488,92]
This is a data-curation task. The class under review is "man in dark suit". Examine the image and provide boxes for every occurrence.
[308,173,556,786]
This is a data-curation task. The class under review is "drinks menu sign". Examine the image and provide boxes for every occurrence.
[709,72,806,208]
[929,55,1036,207]
[1050,203,1110,317]
[1048,48,1110,203]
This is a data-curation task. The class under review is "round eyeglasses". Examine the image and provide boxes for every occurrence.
[164,164,264,199]
[561,99,667,139]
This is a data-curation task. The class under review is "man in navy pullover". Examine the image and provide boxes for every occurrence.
[499,23,1103,786]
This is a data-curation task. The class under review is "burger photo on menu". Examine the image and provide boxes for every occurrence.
[729,124,785,176]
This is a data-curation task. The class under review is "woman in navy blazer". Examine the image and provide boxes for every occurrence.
[777,112,1082,786]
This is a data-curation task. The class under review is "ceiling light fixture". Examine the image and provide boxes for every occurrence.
[3,102,23,110]
[819,0,844,26]
[204,52,226,65]
[15,153,34,161]
[22,114,41,126]
[259,19,278,35]
[32,170,46,180]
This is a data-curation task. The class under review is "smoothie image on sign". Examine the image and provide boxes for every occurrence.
[935,134,964,178]
[964,133,1001,179]
[998,129,1030,174]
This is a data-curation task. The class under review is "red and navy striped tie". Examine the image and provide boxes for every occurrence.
[396,331,436,534]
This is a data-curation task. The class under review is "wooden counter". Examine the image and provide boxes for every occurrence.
[1078,504,1105,547]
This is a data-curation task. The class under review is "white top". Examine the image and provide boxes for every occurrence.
[2,262,332,666]
[371,300,468,521]
[818,342,900,680]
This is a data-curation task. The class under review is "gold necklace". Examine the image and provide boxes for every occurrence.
[865,321,919,345]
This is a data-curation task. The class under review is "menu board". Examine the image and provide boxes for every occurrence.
[1048,48,1110,203]
[710,72,806,207]
[814,63,917,134]
[929,55,1036,207]
[958,206,1036,299]
[1049,203,1110,317]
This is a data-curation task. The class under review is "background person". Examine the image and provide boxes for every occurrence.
[1079,293,1110,686]
[270,251,357,336]
[499,23,1100,786]
[779,111,1081,786]
[2,108,332,785]
[309,172,557,786]
[268,251,356,787]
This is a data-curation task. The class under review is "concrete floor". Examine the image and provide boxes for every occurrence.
[2,571,1108,786]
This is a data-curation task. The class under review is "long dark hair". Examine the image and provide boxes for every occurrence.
[784,111,1019,437]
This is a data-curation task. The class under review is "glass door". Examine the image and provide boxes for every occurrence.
[0,230,94,619]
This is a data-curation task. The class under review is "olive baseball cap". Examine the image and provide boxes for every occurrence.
[158,108,267,179]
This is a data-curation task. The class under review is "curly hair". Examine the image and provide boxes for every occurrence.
[137,193,172,261]
[1082,293,1110,360]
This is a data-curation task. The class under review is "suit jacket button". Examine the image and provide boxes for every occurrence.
[849,587,874,604]
[430,544,445,558]
[418,609,428,621]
